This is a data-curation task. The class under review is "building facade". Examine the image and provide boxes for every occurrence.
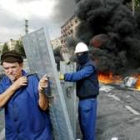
[50,37,61,50]
[61,15,80,48]
[7,39,17,50]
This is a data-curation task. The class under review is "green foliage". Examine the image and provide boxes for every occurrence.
[127,0,140,13]
[15,40,26,58]
[135,0,140,10]
[2,43,9,54]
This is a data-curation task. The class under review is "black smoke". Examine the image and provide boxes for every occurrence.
[53,47,63,70]
[74,0,140,76]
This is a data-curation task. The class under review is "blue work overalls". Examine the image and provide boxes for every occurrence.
[0,71,52,140]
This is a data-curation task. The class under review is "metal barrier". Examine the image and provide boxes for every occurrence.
[22,27,76,140]
[60,61,77,138]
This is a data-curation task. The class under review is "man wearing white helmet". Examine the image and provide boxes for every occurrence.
[60,42,99,140]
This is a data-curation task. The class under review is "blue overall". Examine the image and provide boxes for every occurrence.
[79,99,97,140]
[0,71,52,140]
[64,57,99,140]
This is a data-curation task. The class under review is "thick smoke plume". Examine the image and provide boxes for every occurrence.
[74,0,140,76]
[53,47,63,70]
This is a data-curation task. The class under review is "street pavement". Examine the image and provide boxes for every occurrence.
[96,85,140,140]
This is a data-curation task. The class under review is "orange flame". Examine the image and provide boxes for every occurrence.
[135,75,140,90]
[98,72,122,84]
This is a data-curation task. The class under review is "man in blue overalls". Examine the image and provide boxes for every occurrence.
[60,42,99,140]
[0,50,52,140]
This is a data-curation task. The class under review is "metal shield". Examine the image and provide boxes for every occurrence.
[22,28,75,140]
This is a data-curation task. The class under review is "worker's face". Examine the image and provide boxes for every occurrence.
[2,62,23,81]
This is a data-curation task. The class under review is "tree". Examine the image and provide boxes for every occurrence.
[15,40,26,58]
[132,0,140,15]
[2,43,9,54]
[135,0,140,10]
[132,0,135,15]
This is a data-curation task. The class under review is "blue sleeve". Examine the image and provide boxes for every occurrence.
[64,65,94,82]
[0,84,4,95]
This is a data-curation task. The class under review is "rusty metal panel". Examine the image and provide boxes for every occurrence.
[22,28,75,140]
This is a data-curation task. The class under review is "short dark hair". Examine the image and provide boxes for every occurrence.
[1,50,23,65]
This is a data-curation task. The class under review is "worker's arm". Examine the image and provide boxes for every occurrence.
[0,77,27,108]
[64,65,95,82]
[38,75,49,111]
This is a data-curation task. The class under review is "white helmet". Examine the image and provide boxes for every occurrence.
[74,42,89,53]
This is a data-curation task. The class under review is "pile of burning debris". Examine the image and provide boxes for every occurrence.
[99,75,140,93]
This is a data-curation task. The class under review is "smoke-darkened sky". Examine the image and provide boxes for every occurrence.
[74,0,140,76]
[0,0,76,42]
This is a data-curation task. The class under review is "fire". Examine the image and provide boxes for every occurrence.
[98,72,122,84]
[135,75,140,90]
